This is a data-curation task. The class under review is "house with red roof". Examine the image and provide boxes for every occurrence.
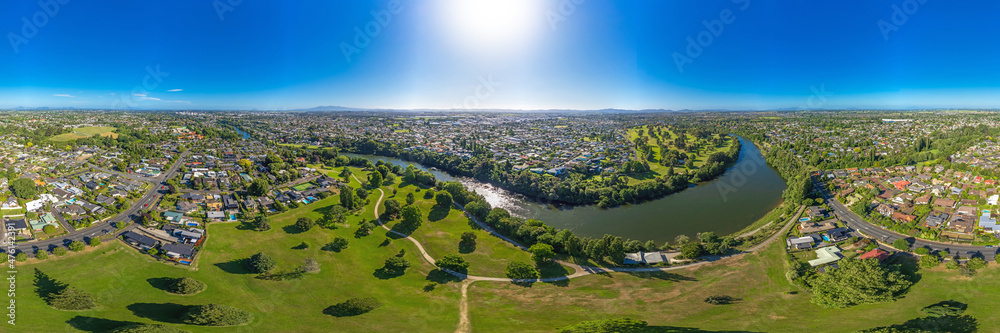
[858,248,891,262]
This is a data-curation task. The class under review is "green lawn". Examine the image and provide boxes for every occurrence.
[468,239,1000,332]
[624,125,736,183]
[380,182,573,279]
[50,126,118,142]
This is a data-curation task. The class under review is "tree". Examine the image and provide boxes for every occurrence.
[340,186,361,210]
[435,254,470,272]
[529,243,556,263]
[400,205,422,229]
[811,258,913,309]
[505,261,539,280]
[294,217,315,232]
[351,220,373,237]
[245,252,277,273]
[464,200,490,220]
[52,247,67,256]
[247,179,269,196]
[300,257,321,274]
[460,231,477,246]
[320,205,347,228]
[891,238,911,251]
[914,247,930,255]
[680,242,705,259]
[253,215,271,231]
[10,178,37,200]
[180,304,254,326]
[35,250,48,260]
[674,234,690,246]
[324,297,382,317]
[920,255,940,269]
[167,277,207,295]
[435,191,453,207]
[42,225,55,234]
[383,257,411,274]
[967,257,988,270]
[704,295,737,305]
[237,158,253,171]
[327,236,350,251]
[698,231,719,243]
[68,241,85,252]
[557,318,648,333]
[382,199,401,218]
[368,171,383,188]
[15,253,27,262]
[406,192,416,205]
[46,287,97,310]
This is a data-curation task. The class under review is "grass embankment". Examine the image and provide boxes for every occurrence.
[468,238,1000,332]
[50,126,118,141]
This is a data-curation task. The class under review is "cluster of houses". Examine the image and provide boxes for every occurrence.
[122,228,199,262]
[823,164,1000,241]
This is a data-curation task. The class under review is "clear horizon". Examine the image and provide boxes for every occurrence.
[3,0,1000,110]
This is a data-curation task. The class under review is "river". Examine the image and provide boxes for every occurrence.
[342,137,786,243]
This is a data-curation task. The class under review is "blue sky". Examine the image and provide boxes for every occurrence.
[2,0,999,110]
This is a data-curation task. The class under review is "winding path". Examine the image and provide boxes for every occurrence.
[356,174,804,332]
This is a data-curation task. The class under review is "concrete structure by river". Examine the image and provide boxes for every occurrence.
[343,137,786,243]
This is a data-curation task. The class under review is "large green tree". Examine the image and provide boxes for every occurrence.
[811,258,913,309]
[10,177,37,200]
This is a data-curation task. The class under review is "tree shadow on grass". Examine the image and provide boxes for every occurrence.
[427,205,450,222]
[621,270,697,282]
[33,268,67,300]
[282,224,305,235]
[146,277,176,292]
[126,303,188,324]
[458,241,476,254]
[214,258,252,274]
[66,316,141,333]
[373,267,406,280]
[425,269,462,284]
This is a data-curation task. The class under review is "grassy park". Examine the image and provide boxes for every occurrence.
[50,126,118,141]
[624,125,736,183]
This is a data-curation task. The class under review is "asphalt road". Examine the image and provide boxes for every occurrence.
[7,151,189,256]
[818,179,997,261]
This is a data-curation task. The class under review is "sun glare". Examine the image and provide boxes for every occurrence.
[436,0,546,57]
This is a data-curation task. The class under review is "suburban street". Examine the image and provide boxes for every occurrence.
[9,151,189,256]
[818,179,998,261]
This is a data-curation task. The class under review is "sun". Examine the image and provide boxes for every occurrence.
[435,0,546,57]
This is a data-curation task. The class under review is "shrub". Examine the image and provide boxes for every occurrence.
[180,304,254,326]
[15,253,27,262]
[300,257,321,274]
[52,247,68,256]
[435,254,470,272]
[967,257,988,270]
[326,237,350,251]
[42,225,55,234]
[245,252,277,273]
[914,247,929,255]
[68,241,85,252]
[919,255,940,269]
[35,250,49,260]
[505,261,539,280]
[111,323,191,333]
[323,297,382,317]
[423,189,435,199]
[946,260,961,270]
[168,277,207,295]
[89,238,102,246]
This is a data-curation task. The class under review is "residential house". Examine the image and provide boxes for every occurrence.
[161,243,195,259]
[925,213,949,228]
[176,201,198,213]
[206,210,226,222]
[808,246,843,267]
[933,198,956,209]
[122,231,158,249]
[787,236,816,250]
[221,194,239,210]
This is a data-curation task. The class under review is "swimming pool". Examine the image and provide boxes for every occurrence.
[799,217,811,222]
